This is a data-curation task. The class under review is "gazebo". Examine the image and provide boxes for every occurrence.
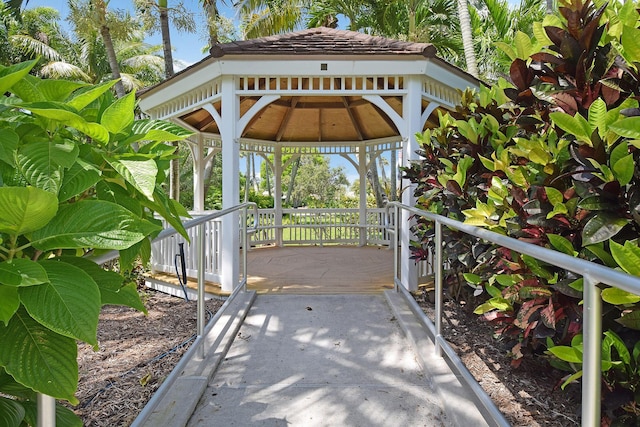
[137,27,480,293]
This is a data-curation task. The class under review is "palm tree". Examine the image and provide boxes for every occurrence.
[457,0,478,77]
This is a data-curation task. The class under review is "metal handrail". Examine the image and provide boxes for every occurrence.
[385,201,640,427]
[38,202,258,427]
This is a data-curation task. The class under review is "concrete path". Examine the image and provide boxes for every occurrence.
[188,294,447,427]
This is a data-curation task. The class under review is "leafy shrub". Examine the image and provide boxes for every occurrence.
[0,60,191,426]
[403,0,640,421]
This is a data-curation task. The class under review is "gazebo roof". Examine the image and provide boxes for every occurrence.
[138,28,479,148]
[209,27,438,58]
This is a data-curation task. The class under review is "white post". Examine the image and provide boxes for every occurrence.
[358,144,367,246]
[220,75,240,292]
[274,146,283,247]
[193,134,205,213]
[37,394,55,427]
[400,76,422,291]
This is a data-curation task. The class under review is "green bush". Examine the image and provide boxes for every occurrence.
[403,0,640,422]
[0,60,191,426]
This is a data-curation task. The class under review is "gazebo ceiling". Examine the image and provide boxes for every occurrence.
[138,27,479,147]
[180,94,405,143]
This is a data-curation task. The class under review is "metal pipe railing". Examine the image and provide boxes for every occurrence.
[38,202,258,427]
[385,201,640,427]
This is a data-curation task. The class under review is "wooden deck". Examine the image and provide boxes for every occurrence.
[146,246,394,297]
[247,246,394,294]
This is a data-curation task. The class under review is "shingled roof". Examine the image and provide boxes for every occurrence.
[209,27,437,58]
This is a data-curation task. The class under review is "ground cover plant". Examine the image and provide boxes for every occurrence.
[0,60,191,426]
[403,0,640,423]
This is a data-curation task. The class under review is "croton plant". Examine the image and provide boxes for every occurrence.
[403,0,640,422]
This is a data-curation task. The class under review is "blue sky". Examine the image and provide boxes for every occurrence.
[25,0,236,66]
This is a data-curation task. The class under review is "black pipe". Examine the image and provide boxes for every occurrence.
[174,243,189,301]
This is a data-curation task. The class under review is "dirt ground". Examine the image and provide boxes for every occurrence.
[72,290,223,426]
[73,288,581,426]
[413,290,582,427]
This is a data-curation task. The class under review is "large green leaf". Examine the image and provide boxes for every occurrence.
[613,154,634,186]
[547,346,583,364]
[0,128,18,166]
[19,102,109,144]
[19,260,99,345]
[141,187,189,240]
[0,60,37,94]
[610,117,640,139]
[610,240,640,276]
[0,286,20,326]
[131,119,193,142]
[550,112,592,145]
[0,367,36,399]
[35,80,87,103]
[101,91,135,134]
[588,98,608,139]
[0,259,48,288]
[105,156,157,200]
[95,180,143,216]
[0,308,78,403]
[31,200,162,251]
[0,187,58,235]
[58,256,146,313]
[621,25,640,63]
[582,213,628,246]
[67,80,116,111]
[0,396,25,427]
[58,159,101,202]
[601,287,640,305]
[16,142,70,194]
[548,234,576,256]
[616,310,640,330]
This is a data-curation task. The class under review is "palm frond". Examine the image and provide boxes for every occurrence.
[9,34,61,61]
[40,61,92,82]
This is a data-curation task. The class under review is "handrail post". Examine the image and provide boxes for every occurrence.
[242,206,248,291]
[37,393,55,427]
[582,275,602,426]
[434,220,443,357]
[393,204,399,291]
[197,222,205,359]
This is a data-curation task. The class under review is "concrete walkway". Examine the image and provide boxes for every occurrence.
[134,290,494,427]
[189,294,444,426]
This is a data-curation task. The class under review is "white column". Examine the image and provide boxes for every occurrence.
[193,134,205,213]
[400,76,422,291]
[220,75,240,292]
[358,144,367,246]
[274,146,283,247]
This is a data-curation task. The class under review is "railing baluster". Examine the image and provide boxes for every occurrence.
[434,220,443,357]
[582,275,602,427]
[197,222,205,359]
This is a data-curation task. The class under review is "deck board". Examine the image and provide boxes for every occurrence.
[247,246,394,294]
[147,246,394,296]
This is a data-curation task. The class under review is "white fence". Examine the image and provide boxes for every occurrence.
[150,208,393,280]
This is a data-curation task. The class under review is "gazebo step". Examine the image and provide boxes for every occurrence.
[144,272,230,300]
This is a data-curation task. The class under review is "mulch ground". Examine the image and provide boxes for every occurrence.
[72,287,581,426]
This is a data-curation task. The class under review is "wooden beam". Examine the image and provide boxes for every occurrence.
[342,97,364,141]
[275,97,299,142]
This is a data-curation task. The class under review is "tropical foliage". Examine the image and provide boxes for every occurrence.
[0,60,191,426]
[403,0,640,422]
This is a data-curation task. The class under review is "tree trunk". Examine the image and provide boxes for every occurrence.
[367,156,385,208]
[202,0,219,48]
[159,5,174,78]
[457,0,479,78]
[94,0,125,98]
[285,157,300,206]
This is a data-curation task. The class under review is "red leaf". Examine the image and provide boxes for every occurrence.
[552,92,579,114]
[540,298,557,329]
[446,179,462,195]
[545,26,568,47]
[602,84,620,106]
[510,59,531,90]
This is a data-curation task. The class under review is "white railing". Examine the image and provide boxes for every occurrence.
[248,208,390,246]
[386,201,640,427]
